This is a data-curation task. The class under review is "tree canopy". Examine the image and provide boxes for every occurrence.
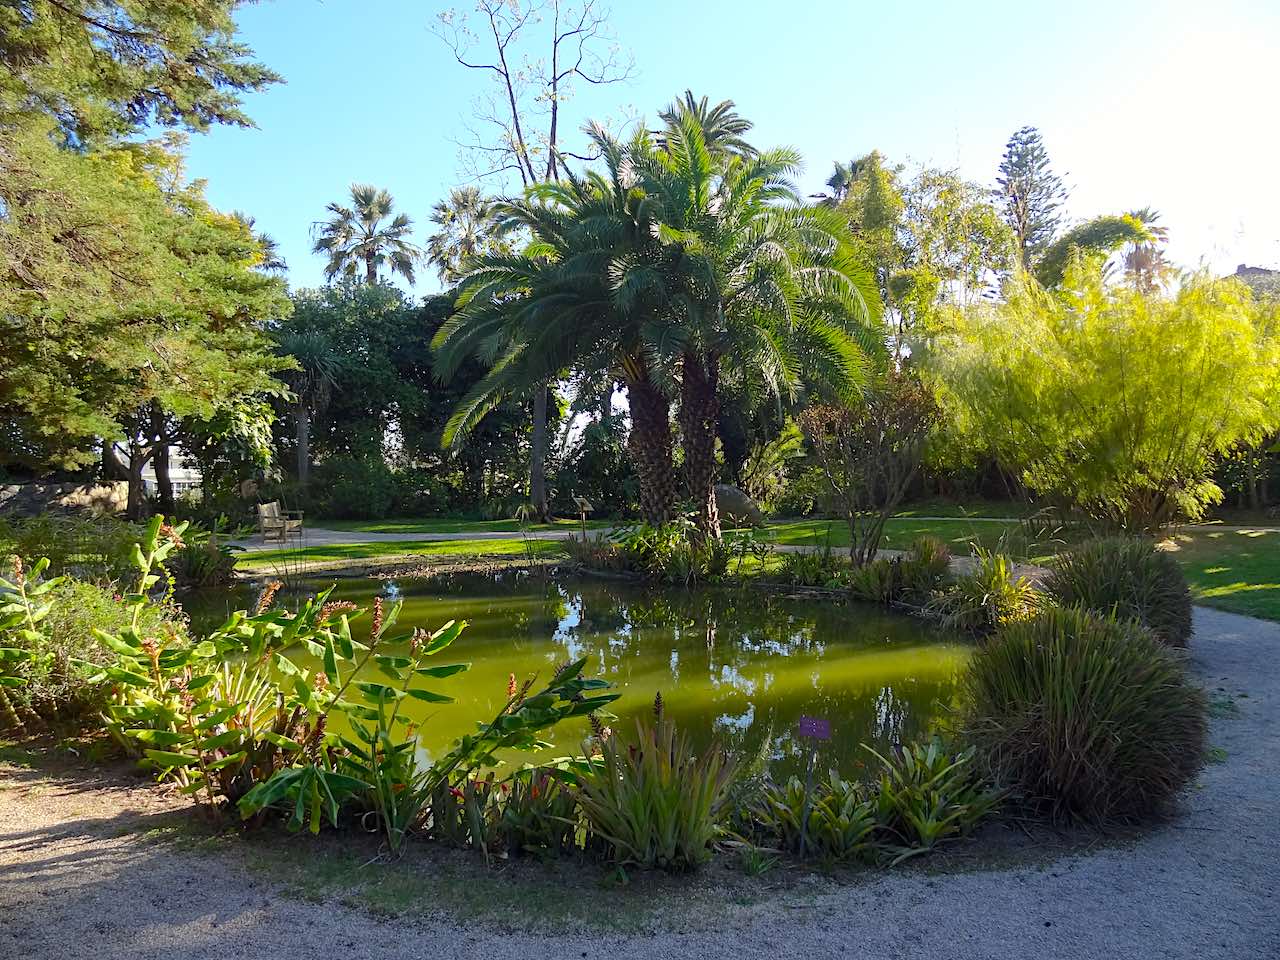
[0,0,280,144]
[926,261,1280,530]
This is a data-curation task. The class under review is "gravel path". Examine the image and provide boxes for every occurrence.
[1,606,1276,959]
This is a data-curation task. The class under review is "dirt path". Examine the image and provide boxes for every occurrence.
[1,606,1276,959]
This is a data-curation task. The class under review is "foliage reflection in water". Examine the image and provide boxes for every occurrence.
[187,572,969,778]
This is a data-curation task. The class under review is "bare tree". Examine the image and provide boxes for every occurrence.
[434,0,633,519]
[798,375,938,566]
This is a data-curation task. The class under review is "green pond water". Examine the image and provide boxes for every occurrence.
[186,572,970,778]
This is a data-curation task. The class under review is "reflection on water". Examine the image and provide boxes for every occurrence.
[186,571,970,778]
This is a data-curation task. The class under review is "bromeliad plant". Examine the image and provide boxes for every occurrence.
[576,696,738,871]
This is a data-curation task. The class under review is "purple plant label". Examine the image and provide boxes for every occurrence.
[798,716,832,740]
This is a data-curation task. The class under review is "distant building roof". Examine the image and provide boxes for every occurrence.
[1233,264,1280,298]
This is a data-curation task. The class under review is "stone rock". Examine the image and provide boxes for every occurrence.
[714,484,764,527]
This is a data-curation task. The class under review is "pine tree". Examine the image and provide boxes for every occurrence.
[995,126,1068,268]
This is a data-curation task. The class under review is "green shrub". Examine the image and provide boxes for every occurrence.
[576,706,737,871]
[313,456,395,519]
[0,514,141,583]
[906,535,952,586]
[962,605,1207,824]
[924,549,1039,632]
[847,536,952,606]
[390,467,453,516]
[166,522,240,590]
[779,544,846,588]
[0,565,188,731]
[867,740,1001,861]
[1044,537,1193,647]
[753,739,998,864]
[613,521,730,584]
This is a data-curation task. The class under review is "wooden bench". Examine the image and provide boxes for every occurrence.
[256,501,303,543]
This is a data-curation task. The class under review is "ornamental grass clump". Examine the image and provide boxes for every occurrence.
[576,696,737,871]
[962,605,1207,825]
[1044,536,1193,646]
[924,549,1039,633]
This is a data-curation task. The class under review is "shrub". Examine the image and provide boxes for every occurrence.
[924,549,1039,632]
[0,514,140,583]
[0,563,188,732]
[576,704,737,871]
[867,740,1001,861]
[390,467,453,516]
[962,605,1207,824]
[313,456,395,519]
[613,520,729,584]
[166,522,241,590]
[1044,537,1193,647]
[779,544,846,588]
[752,739,998,864]
[847,536,952,606]
[565,531,631,572]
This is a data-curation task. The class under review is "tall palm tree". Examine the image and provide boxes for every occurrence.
[634,109,883,538]
[436,107,881,537]
[657,91,756,157]
[312,184,419,284]
[425,187,505,284]
[433,129,681,526]
[1122,207,1170,293]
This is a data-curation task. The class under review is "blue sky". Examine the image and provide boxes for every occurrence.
[185,0,1280,293]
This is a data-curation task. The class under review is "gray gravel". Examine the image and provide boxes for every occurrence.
[1,606,1276,959]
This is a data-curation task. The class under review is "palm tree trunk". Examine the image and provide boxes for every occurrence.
[296,401,311,486]
[529,382,550,521]
[365,255,377,285]
[680,350,721,541]
[625,377,676,526]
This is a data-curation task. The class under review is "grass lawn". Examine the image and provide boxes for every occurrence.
[236,537,566,572]
[766,518,1280,621]
[766,517,1035,556]
[1159,526,1280,621]
[323,517,610,535]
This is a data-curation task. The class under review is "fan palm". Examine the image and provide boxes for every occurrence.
[312,184,419,284]
[425,187,504,284]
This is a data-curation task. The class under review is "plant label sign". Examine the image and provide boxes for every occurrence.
[798,716,832,740]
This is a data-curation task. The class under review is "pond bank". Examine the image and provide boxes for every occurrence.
[1,606,1274,959]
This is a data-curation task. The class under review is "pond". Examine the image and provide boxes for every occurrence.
[186,572,970,779]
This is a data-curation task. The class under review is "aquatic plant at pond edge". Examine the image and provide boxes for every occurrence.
[924,549,1039,633]
[576,698,738,871]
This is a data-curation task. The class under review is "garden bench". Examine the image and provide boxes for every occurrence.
[256,501,303,543]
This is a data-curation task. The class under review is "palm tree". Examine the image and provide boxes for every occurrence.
[312,184,419,284]
[812,159,861,207]
[277,329,340,485]
[1122,207,1170,293]
[436,106,881,538]
[633,108,883,538]
[425,187,505,284]
[657,91,756,157]
[232,211,287,272]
